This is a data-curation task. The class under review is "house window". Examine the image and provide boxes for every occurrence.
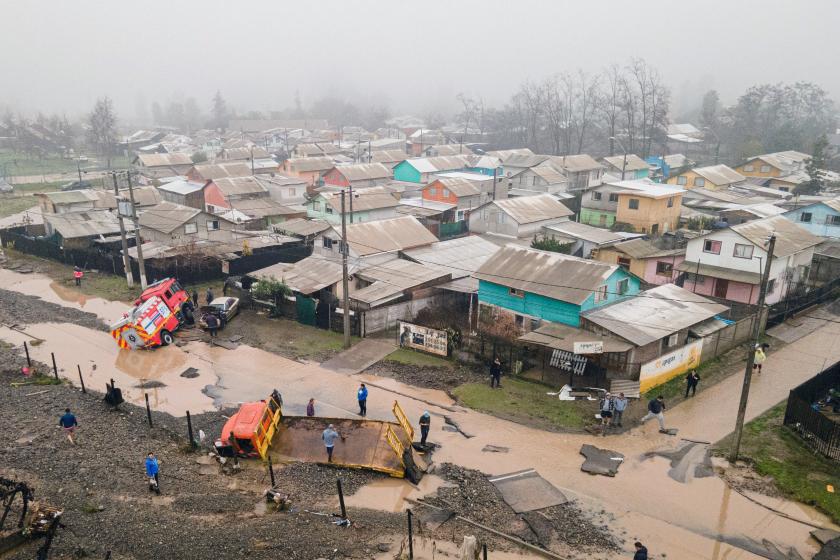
[667,197,674,208]
[595,285,608,303]
[686,272,705,284]
[677,176,687,186]
[326,206,334,214]
[628,198,639,210]
[441,188,450,197]
[184,222,197,234]
[744,164,755,172]
[456,210,465,221]
[800,212,812,223]
[207,220,220,231]
[497,212,506,224]
[608,193,619,202]
[617,278,630,295]
[733,243,753,259]
[778,186,790,193]
[760,165,771,173]
[656,261,673,276]
[666,333,679,348]
[509,287,525,298]
[617,257,631,270]
[322,237,333,249]
[826,215,840,226]
[313,201,322,212]
[767,278,776,293]
[693,177,705,187]
[591,191,602,201]
[703,239,722,254]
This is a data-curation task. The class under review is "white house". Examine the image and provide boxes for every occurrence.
[468,193,573,238]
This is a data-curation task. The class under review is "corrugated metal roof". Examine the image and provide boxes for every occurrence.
[356,258,450,289]
[427,144,473,156]
[138,201,202,233]
[370,150,409,164]
[815,239,840,259]
[191,162,251,180]
[822,198,840,213]
[542,221,626,245]
[518,322,633,352]
[136,153,193,167]
[221,146,270,160]
[230,198,302,219]
[491,193,573,224]
[158,180,206,196]
[403,155,471,174]
[403,235,501,278]
[744,151,810,173]
[343,216,438,256]
[693,164,745,186]
[610,238,684,259]
[286,156,334,173]
[583,284,728,346]
[667,123,702,136]
[498,154,550,168]
[45,209,121,239]
[320,190,399,213]
[250,256,350,295]
[485,148,536,162]
[530,166,568,184]
[674,261,761,284]
[546,154,602,173]
[350,281,405,306]
[475,245,619,305]
[730,215,822,258]
[272,218,331,237]
[212,176,269,197]
[602,154,650,172]
[332,163,392,182]
[431,178,481,197]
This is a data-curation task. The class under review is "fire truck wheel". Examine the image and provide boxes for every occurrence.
[160,330,174,346]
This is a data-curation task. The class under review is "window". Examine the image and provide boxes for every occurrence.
[326,206,334,214]
[666,333,679,348]
[779,186,790,192]
[744,164,755,172]
[800,212,813,223]
[733,243,753,259]
[591,191,602,201]
[703,239,722,254]
[667,197,674,208]
[760,165,771,173]
[496,212,506,224]
[655,261,673,276]
[677,176,687,186]
[441,188,450,197]
[686,272,705,285]
[207,220,220,231]
[184,222,197,234]
[509,287,525,298]
[767,278,776,293]
[456,210,465,221]
[595,285,608,303]
[628,198,639,210]
[693,177,705,187]
[617,257,631,270]
[322,237,333,249]
[608,193,619,202]
[617,278,630,295]
[827,215,840,226]
[313,201,321,212]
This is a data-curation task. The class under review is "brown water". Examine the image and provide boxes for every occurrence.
[344,475,451,513]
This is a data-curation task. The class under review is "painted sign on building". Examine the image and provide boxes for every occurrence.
[639,340,703,393]
[398,321,448,356]
[574,341,604,354]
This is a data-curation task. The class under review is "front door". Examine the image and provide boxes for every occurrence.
[714,279,729,298]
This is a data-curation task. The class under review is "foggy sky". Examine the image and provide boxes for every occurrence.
[2,0,838,122]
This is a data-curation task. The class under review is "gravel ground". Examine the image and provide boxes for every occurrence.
[365,361,486,392]
[0,287,107,331]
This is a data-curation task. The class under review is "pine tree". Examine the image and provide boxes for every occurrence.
[211,91,228,130]
[797,134,828,195]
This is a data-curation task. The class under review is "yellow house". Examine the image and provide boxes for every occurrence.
[615,184,684,235]
[666,164,744,190]
[734,151,810,178]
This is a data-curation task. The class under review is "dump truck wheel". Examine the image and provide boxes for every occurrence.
[160,330,174,346]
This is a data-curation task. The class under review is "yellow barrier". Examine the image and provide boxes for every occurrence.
[392,401,414,441]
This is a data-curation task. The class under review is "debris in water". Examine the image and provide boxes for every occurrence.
[488,468,567,513]
[646,441,714,483]
[180,367,200,379]
[135,380,166,389]
[579,445,624,477]
[481,444,509,453]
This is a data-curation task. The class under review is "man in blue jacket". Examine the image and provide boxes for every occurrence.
[640,396,666,431]
[58,408,78,445]
[145,452,161,494]
[357,383,368,417]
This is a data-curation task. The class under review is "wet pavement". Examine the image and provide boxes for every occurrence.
[1,267,838,559]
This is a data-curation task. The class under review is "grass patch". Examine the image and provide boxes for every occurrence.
[385,347,452,368]
[716,402,840,524]
[453,377,593,431]
[0,150,131,176]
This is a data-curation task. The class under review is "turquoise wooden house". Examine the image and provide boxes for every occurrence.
[392,155,471,183]
[782,198,840,238]
[474,246,640,328]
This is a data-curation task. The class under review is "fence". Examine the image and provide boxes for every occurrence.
[767,276,840,328]
[698,309,766,364]
[783,361,840,461]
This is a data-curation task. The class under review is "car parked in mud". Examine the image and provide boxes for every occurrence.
[198,297,239,329]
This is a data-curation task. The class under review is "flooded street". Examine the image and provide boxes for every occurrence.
[1,267,837,558]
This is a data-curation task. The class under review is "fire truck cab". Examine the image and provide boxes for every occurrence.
[110,278,191,350]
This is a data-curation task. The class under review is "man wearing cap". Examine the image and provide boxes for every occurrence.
[419,411,431,446]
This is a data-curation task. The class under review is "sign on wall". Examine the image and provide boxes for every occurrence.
[398,321,448,356]
[573,341,604,354]
[639,339,703,393]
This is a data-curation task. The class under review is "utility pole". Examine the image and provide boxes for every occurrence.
[730,233,776,462]
[77,160,84,185]
[340,190,351,349]
[348,184,354,224]
[127,172,148,289]
[112,173,134,287]
[250,146,255,175]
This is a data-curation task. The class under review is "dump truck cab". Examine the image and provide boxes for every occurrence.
[215,390,283,459]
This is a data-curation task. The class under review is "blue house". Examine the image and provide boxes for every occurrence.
[465,155,503,177]
[474,245,640,328]
[392,155,471,183]
[782,198,840,238]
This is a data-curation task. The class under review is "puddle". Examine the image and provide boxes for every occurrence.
[344,475,451,513]
[373,535,542,560]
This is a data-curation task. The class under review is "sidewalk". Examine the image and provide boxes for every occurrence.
[320,338,396,375]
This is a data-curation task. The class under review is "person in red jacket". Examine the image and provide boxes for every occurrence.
[73,266,84,286]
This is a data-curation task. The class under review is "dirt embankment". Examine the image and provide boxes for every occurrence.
[365,361,487,392]
[0,287,107,331]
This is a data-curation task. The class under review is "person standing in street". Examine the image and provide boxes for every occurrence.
[204,313,219,340]
[322,424,340,462]
[357,383,368,416]
[613,393,628,427]
[191,290,198,308]
[599,393,614,434]
[419,411,431,446]
[205,287,214,305]
[306,398,316,417]
[640,396,667,431]
[490,357,502,388]
[633,541,648,560]
[685,370,700,398]
[753,344,767,373]
[58,408,78,444]
[73,266,83,286]
[145,452,161,494]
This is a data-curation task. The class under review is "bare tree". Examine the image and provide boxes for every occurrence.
[88,97,117,168]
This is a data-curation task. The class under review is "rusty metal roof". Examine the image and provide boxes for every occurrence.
[272,218,331,237]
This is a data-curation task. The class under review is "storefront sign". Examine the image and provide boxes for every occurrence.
[639,340,703,393]
[574,341,604,354]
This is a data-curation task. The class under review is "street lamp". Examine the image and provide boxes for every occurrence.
[609,136,629,180]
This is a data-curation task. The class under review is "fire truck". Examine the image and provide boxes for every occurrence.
[110,278,191,349]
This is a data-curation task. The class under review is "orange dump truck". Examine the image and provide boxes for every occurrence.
[110,278,191,349]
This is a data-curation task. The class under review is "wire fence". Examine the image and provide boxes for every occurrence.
[783,361,840,461]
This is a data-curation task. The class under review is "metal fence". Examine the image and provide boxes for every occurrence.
[767,276,840,328]
[783,361,840,461]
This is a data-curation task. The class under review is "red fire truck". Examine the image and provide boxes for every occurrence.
[110,278,191,349]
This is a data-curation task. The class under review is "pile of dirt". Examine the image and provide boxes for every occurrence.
[716,461,782,498]
[365,361,486,391]
[0,287,107,331]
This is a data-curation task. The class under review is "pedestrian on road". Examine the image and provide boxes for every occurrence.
[322,424,340,462]
[204,313,219,339]
[306,398,315,417]
[145,452,161,494]
[58,408,78,444]
[613,393,628,427]
[223,280,229,296]
[599,393,614,434]
[419,411,431,445]
[205,288,214,306]
[73,266,83,286]
[357,383,368,417]
[191,290,198,308]
[753,344,767,373]
[685,370,700,398]
[640,396,667,431]
[633,541,648,560]
[490,357,502,388]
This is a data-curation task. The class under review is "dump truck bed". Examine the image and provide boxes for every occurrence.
[271,416,411,477]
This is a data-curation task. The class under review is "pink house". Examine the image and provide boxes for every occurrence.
[592,238,685,287]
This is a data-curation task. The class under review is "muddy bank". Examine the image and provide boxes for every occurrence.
[365,360,486,391]
[0,287,107,331]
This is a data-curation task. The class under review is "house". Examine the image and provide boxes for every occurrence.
[782,198,840,238]
[465,155,503,177]
[507,165,568,194]
[186,162,251,182]
[392,155,471,183]
[718,202,786,225]
[350,259,452,321]
[498,154,551,177]
[307,188,400,224]
[395,199,459,239]
[434,171,504,200]
[402,235,502,291]
[469,193,573,238]
[421,177,487,221]
[486,148,535,161]
[675,215,822,304]
[36,190,115,215]
[222,198,305,229]
[157,180,207,210]
[133,153,194,178]
[312,215,438,265]
[217,146,270,161]
[734,151,810,179]
[321,163,392,189]
[203,176,270,214]
[601,154,650,180]
[614,182,685,235]
[580,178,680,230]
[281,156,334,187]
[545,154,604,191]
[538,221,626,259]
[138,201,237,245]
[43,209,122,248]
[591,238,685,286]
[423,144,472,157]
[273,218,332,242]
[475,245,640,329]
[667,164,745,190]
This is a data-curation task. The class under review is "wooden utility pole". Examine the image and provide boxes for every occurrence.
[730,233,776,462]
[112,172,134,287]
[341,190,351,349]
[127,172,148,289]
